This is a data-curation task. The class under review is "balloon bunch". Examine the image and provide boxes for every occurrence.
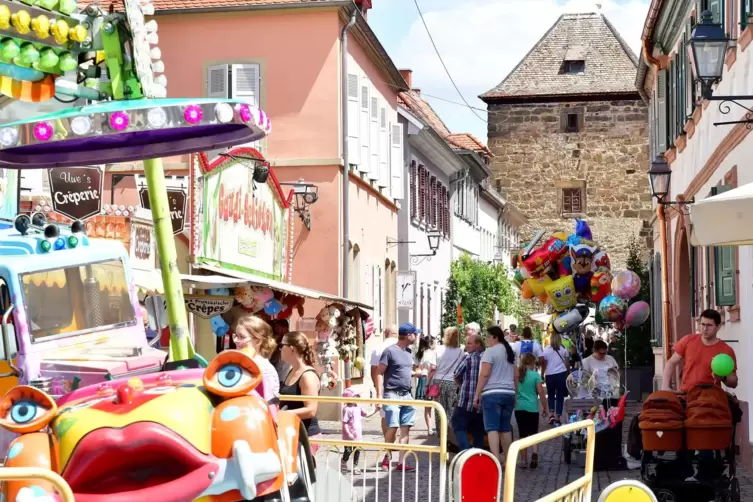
[512,219,650,333]
[600,269,650,331]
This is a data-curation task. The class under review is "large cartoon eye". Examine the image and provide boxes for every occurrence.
[9,400,47,424]
[203,350,262,398]
[0,386,57,434]
[563,287,572,296]
[554,291,563,299]
[217,364,253,388]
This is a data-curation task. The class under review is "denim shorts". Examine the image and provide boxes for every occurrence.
[383,390,416,428]
[481,392,515,433]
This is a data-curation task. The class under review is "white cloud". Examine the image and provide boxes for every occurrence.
[383,0,650,142]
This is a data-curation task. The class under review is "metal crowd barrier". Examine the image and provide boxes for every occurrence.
[279,394,448,502]
[504,419,596,502]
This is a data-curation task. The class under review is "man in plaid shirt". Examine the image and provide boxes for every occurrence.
[452,334,486,450]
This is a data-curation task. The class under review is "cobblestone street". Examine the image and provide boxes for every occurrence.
[314,407,753,501]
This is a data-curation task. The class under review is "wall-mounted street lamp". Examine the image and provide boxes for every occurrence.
[279,179,319,230]
[218,153,270,184]
[648,155,695,206]
[688,10,753,126]
[410,232,441,266]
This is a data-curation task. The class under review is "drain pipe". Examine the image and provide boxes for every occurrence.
[341,8,357,300]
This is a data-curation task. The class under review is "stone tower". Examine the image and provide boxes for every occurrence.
[480,12,652,269]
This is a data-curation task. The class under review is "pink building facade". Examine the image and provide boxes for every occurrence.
[153,0,407,334]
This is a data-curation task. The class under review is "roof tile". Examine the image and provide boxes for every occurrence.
[481,12,638,100]
[400,90,493,158]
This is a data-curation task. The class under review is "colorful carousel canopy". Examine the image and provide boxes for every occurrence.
[0,98,271,168]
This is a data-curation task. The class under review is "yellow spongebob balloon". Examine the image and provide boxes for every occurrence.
[545,275,577,312]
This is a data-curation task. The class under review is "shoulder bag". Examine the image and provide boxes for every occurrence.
[427,350,463,399]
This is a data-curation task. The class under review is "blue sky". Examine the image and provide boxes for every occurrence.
[369,0,651,144]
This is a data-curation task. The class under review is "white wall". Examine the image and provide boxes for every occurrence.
[452,215,480,258]
[664,34,753,437]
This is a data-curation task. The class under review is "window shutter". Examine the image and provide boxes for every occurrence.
[372,265,380,328]
[685,23,700,108]
[418,166,426,220]
[657,69,668,153]
[430,176,438,228]
[369,95,380,181]
[390,123,404,199]
[378,265,385,332]
[649,91,656,158]
[364,264,372,307]
[207,65,229,98]
[346,73,360,167]
[713,184,737,306]
[444,186,451,238]
[707,0,723,25]
[409,161,417,218]
[378,107,389,187]
[651,252,663,345]
[427,287,432,338]
[231,64,260,106]
[230,64,261,151]
[359,80,371,174]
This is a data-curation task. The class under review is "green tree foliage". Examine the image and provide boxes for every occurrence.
[611,239,654,368]
[441,254,530,335]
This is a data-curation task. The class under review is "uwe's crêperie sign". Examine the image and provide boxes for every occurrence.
[48,167,104,221]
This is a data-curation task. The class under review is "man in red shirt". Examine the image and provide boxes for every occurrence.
[663,309,738,392]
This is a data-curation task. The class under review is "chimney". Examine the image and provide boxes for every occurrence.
[399,69,412,89]
[354,0,373,19]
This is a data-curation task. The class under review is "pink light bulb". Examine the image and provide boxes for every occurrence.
[109,112,130,131]
[33,122,53,141]
[184,105,203,125]
[237,104,252,123]
[258,110,266,127]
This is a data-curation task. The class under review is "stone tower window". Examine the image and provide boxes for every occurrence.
[556,180,586,216]
[562,60,585,75]
[560,108,584,133]
[562,188,583,213]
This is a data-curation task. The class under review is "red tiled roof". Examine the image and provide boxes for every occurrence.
[446,133,492,158]
[399,90,492,158]
[399,90,451,137]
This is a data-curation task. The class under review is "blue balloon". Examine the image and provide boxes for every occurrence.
[264,298,283,317]
[566,234,581,248]
[575,219,593,241]
[210,316,229,337]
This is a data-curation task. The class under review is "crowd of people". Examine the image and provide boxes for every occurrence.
[365,321,625,470]
[211,307,739,478]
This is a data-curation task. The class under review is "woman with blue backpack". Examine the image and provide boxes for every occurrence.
[511,326,544,366]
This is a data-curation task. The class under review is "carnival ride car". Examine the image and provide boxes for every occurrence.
[0,349,315,502]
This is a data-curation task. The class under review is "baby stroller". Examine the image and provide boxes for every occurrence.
[639,386,742,502]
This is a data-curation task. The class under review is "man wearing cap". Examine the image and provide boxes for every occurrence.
[378,322,420,471]
[371,324,398,437]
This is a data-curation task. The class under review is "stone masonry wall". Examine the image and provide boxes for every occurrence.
[488,98,652,270]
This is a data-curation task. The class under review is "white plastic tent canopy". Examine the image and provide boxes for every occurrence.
[690,182,753,247]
